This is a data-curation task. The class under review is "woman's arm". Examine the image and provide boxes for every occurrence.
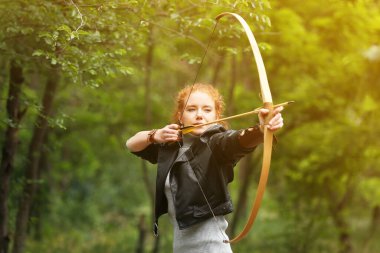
[126,124,181,152]
[126,130,154,152]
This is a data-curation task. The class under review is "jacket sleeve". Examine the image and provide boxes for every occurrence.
[238,124,264,148]
[208,128,262,165]
[131,144,159,164]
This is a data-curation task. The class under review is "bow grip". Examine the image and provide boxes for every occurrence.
[263,102,274,126]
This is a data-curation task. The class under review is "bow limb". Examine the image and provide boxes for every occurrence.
[216,12,272,103]
[216,12,274,244]
[228,128,273,243]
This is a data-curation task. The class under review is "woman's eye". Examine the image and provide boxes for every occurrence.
[187,108,195,112]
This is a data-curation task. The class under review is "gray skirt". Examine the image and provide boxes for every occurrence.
[165,172,233,253]
[172,216,233,253]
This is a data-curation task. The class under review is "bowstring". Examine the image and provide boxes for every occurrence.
[176,141,229,243]
[176,19,230,244]
[178,21,219,126]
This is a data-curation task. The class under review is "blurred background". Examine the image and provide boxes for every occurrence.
[1,0,379,252]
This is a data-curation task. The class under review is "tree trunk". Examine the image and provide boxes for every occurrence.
[143,24,155,207]
[12,70,59,253]
[0,61,25,253]
[331,212,352,253]
[362,205,380,253]
[30,138,50,241]
[144,25,154,127]
[142,24,160,253]
[212,52,225,86]
[327,181,354,253]
[226,54,237,116]
[370,205,380,234]
[135,215,147,253]
[151,236,160,253]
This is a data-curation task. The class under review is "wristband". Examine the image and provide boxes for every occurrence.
[147,129,158,144]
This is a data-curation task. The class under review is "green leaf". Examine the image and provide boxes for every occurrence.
[170,13,179,19]
[32,49,45,57]
[57,24,72,34]
[115,49,127,56]
[362,94,377,112]
[119,66,133,75]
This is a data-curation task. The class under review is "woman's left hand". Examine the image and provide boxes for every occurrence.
[258,106,284,132]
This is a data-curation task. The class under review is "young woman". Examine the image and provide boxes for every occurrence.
[126,83,284,253]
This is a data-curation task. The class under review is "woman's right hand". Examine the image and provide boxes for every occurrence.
[154,124,181,143]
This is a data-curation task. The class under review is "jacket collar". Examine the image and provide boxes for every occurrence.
[199,124,226,143]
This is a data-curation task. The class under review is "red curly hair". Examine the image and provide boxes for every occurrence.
[172,83,226,126]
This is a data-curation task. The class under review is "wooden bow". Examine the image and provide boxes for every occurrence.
[179,12,281,244]
[215,12,275,244]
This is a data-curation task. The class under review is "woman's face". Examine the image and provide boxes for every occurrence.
[181,91,217,136]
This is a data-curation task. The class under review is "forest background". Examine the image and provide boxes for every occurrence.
[1,0,380,253]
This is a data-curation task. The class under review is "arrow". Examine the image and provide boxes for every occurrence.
[180,101,294,134]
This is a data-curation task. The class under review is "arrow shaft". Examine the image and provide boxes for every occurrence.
[181,101,293,134]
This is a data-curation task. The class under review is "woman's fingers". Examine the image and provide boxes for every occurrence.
[162,128,178,135]
[258,106,284,132]
[268,117,284,130]
[269,112,281,125]
[168,123,180,130]
[273,106,284,114]
[259,106,283,116]
[268,111,284,131]
[156,124,181,143]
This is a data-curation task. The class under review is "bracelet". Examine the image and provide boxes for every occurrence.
[147,129,158,144]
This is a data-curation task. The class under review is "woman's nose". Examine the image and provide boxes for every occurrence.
[195,109,203,118]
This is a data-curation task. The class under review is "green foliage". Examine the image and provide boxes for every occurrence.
[1,0,380,252]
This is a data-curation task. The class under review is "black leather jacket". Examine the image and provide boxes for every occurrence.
[132,125,263,236]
